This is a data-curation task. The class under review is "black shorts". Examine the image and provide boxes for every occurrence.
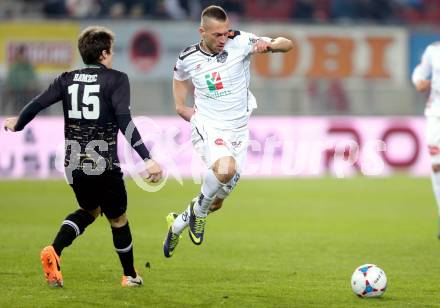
[69,169,127,219]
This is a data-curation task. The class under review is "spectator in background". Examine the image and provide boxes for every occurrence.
[222,0,244,21]
[65,0,101,18]
[244,0,294,21]
[292,0,317,21]
[330,0,359,21]
[164,0,191,20]
[200,0,223,9]
[15,0,440,23]
[179,0,242,21]
[394,0,424,24]
[105,0,166,19]
[331,0,394,23]
[42,0,66,18]
[4,45,39,114]
[359,0,393,23]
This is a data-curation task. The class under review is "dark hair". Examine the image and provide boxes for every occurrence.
[201,5,227,22]
[78,26,114,64]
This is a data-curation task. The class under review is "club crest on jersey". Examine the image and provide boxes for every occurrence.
[216,51,228,63]
[205,72,224,92]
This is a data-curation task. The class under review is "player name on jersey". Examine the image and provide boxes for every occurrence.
[73,74,98,83]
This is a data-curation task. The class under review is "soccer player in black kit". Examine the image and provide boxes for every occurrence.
[3,26,162,288]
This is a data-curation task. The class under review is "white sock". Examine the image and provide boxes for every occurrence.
[431,172,440,216]
[172,204,190,235]
[194,169,224,217]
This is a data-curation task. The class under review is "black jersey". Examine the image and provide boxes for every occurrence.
[15,63,150,171]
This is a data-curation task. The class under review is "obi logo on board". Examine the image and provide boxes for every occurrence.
[253,27,406,83]
[130,30,159,72]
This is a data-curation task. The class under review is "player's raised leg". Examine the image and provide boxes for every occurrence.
[163,167,240,256]
[188,156,236,245]
[211,171,240,212]
[163,212,181,257]
[41,207,97,287]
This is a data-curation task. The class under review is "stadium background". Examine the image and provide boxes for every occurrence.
[1,1,440,306]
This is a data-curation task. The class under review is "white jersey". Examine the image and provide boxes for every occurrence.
[412,42,440,117]
[174,30,263,129]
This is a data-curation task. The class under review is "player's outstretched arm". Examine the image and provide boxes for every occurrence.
[116,114,163,183]
[3,100,45,132]
[4,74,62,132]
[268,37,294,53]
[173,78,194,122]
[253,37,293,54]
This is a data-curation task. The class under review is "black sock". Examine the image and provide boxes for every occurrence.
[112,222,136,277]
[52,209,95,256]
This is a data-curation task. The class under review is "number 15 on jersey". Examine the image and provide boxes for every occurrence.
[68,83,100,120]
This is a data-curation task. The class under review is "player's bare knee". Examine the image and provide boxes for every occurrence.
[213,157,236,183]
[433,164,440,173]
[108,213,128,228]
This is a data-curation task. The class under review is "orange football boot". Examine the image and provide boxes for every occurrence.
[40,246,63,287]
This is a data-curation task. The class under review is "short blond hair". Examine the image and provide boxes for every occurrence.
[201,5,227,26]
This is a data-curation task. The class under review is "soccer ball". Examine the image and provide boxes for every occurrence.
[351,264,387,298]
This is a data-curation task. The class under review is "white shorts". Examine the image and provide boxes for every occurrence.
[427,116,440,164]
[190,115,249,172]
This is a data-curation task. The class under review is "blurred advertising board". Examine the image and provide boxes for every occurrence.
[0,22,80,74]
[250,25,407,84]
[0,21,407,83]
[0,116,429,180]
[78,21,200,80]
[76,22,407,84]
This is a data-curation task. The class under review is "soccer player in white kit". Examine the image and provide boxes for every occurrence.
[163,5,293,257]
[412,42,440,238]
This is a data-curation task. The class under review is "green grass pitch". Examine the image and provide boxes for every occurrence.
[0,177,439,307]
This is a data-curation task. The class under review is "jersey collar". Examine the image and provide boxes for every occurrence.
[85,63,107,69]
[198,42,218,57]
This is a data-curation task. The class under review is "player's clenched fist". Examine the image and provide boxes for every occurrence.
[3,117,18,132]
[253,38,272,53]
[144,159,163,183]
